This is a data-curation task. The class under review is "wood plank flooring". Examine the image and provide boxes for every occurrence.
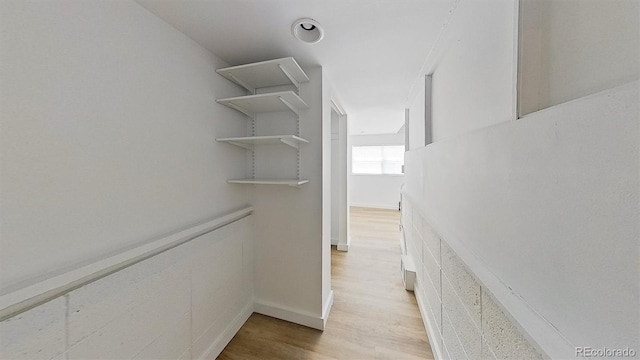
[217,207,433,360]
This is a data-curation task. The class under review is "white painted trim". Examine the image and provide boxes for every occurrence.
[350,203,400,210]
[0,207,254,321]
[512,0,521,120]
[254,300,325,330]
[414,281,444,360]
[331,237,338,246]
[201,300,254,359]
[337,235,351,252]
[404,108,411,151]
[321,290,334,328]
[330,97,347,116]
[350,173,404,177]
[336,243,350,252]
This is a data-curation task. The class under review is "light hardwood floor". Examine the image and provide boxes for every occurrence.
[217,207,433,360]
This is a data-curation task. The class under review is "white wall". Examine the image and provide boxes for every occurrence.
[406,82,639,357]
[320,70,333,325]
[0,0,248,292]
[350,176,403,210]
[408,83,426,150]
[0,1,253,358]
[431,0,517,141]
[404,0,639,357]
[518,0,639,115]
[349,132,404,210]
[251,67,332,330]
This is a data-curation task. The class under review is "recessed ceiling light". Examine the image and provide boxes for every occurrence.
[291,18,324,44]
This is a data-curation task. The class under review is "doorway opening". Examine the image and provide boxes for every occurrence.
[330,101,350,251]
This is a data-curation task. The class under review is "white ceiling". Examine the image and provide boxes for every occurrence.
[136,0,455,134]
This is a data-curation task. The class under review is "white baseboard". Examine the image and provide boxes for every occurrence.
[414,282,444,360]
[336,243,350,251]
[331,237,338,246]
[254,300,325,330]
[202,300,254,359]
[350,202,399,210]
[199,293,333,358]
[322,290,334,328]
[337,236,351,252]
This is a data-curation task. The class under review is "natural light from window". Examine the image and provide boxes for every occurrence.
[352,145,404,175]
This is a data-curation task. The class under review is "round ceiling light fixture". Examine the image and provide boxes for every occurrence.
[291,18,324,44]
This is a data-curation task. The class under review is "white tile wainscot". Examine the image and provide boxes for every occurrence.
[0,208,254,360]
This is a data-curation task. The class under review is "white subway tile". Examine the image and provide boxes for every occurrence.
[423,245,441,300]
[67,262,190,360]
[442,276,482,360]
[421,220,440,266]
[411,224,423,265]
[412,210,424,239]
[442,308,469,360]
[132,313,191,360]
[242,227,255,299]
[177,348,192,360]
[67,243,192,346]
[441,242,481,327]
[481,290,543,360]
[420,267,442,335]
[441,340,452,360]
[192,273,243,340]
[482,338,498,360]
[191,236,243,338]
[191,300,248,359]
[0,296,66,360]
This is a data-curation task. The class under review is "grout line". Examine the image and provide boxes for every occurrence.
[439,237,443,341]
[480,285,483,337]
[189,256,194,352]
[64,294,70,360]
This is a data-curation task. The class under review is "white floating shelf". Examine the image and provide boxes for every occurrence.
[216,57,309,92]
[217,91,308,117]
[216,135,309,150]
[227,179,310,187]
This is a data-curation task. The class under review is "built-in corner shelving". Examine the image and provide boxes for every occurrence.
[216,57,310,187]
[226,178,310,187]
[216,135,309,150]
[216,57,310,93]
[216,91,308,117]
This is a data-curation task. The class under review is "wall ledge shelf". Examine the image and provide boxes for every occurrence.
[216,57,309,92]
[216,135,309,150]
[217,91,308,116]
[227,179,309,187]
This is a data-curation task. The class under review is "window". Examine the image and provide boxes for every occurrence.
[352,145,404,175]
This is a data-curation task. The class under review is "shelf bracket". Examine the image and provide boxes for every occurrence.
[226,141,253,150]
[228,73,256,94]
[278,96,298,115]
[287,180,309,188]
[226,102,255,119]
[278,64,300,91]
[280,138,300,150]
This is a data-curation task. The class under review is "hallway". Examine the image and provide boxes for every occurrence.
[218,207,432,359]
